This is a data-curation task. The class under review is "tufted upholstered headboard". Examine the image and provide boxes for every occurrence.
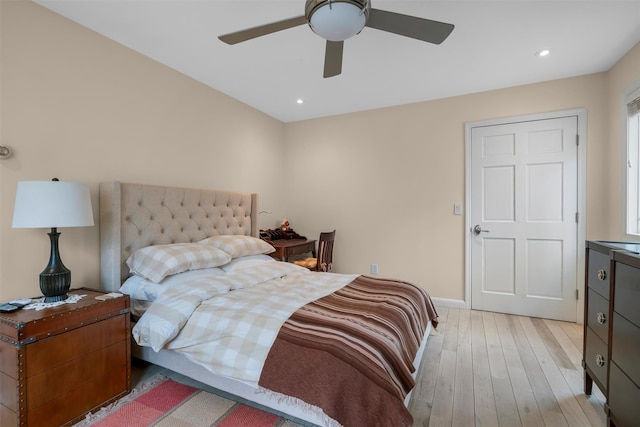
[100,182,258,292]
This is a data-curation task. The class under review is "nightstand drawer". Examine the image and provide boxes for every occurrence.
[587,250,610,299]
[587,289,609,343]
[584,326,608,390]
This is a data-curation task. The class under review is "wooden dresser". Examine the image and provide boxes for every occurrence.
[584,241,640,427]
[0,288,130,426]
[608,250,640,427]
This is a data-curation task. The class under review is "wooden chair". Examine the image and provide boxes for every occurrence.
[294,230,336,272]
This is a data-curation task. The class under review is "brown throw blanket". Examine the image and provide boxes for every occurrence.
[259,275,439,427]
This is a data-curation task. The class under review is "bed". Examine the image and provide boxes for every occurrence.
[99,181,438,427]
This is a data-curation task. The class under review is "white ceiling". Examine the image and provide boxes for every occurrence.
[34,0,640,123]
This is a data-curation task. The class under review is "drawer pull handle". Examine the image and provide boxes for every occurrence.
[596,354,606,367]
[596,312,606,324]
[597,269,606,281]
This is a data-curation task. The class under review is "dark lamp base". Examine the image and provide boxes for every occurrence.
[40,229,71,303]
[40,270,71,303]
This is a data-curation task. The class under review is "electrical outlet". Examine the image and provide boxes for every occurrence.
[371,264,378,275]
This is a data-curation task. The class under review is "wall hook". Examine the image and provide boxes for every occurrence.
[0,145,12,159]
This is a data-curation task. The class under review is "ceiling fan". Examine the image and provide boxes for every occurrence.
[218,0,454,78]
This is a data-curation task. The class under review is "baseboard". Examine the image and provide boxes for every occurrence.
[430,297,467,309]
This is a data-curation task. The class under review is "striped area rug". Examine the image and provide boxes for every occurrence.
[74,375,304,427]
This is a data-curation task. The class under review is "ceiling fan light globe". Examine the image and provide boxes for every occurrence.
[308,2,367,41]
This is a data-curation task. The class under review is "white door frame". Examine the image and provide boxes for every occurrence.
[464,109,587,323]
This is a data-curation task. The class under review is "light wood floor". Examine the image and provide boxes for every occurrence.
[132,306,606,427]
[408,306,605,427]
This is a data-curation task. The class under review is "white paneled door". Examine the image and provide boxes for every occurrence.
[470,116,579,321]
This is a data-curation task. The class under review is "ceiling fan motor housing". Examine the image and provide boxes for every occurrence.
[305,0,371,41]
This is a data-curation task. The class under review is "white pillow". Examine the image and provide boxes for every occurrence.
[199,235,275,259]
[119,275,161,301]
[119,267,227,301]
[220,254,275,273]
[126,243,231,283]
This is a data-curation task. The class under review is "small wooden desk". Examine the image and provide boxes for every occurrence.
[269,239,316,262]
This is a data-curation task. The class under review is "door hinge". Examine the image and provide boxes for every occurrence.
[576,289,579,300]
[576,134,579,146]
[575,212,579,223]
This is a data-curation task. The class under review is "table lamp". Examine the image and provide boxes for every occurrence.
[12,178,94,302]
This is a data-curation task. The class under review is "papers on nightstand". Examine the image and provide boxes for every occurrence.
[95,292,124,301]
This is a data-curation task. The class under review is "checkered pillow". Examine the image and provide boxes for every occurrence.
[199,235,275,259]
[126,243,232,283]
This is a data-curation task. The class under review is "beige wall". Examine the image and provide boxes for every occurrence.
[283,51,636,301]
[0,1,287,301]
[1,1,639,304]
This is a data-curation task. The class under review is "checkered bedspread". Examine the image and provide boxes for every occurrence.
[132,261,357,383]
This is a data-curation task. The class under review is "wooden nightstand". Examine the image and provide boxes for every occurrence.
[0,288,131,426]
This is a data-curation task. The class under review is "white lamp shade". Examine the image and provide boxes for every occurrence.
[309,2,367,41]
[12,181,94,228]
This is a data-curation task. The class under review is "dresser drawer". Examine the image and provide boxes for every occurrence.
[612,312,640,387]
[587,250,610,299]
[609,362,640,427]
[614,262,640,327]
[586,289,609,343]
[584,326,608,391]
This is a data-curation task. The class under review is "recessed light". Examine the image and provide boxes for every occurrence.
[296,98,304,104]
[536,49,551,57]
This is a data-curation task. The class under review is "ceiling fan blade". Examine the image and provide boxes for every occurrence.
[219,15,307,45]
[366,9,454,44]
[323,40,344,78]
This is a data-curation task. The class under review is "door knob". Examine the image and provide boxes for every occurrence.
[473,225,490,235]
